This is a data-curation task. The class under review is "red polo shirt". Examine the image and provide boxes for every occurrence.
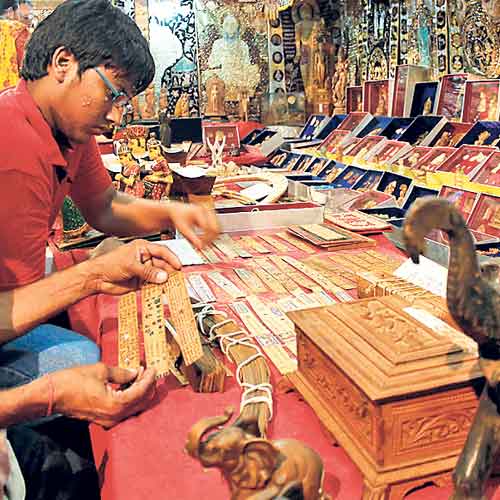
[0,80,112,290]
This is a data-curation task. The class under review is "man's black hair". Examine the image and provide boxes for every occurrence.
[20,0,154,95]
[0,0,18,15]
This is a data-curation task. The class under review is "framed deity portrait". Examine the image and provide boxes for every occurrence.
[338,112,371,133]
[436,145,495,178]
[438,186,478,221]
[363,80,390,116]
[471,151,500,186]
[396,146,433,169]
[346,86,363,113]
[414,147,455,172]
[462,80,500,123]
[319,129,350,153]
[203,124,240,151]
[430,122,473,148]
[352,170,383,192]
[467,194,500,238]
[376,172,412,207]
[348,136,386,164]
[366,140,410,165]
[435,74,468,121]
[331,166,367,189]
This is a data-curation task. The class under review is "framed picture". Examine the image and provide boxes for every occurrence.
[462,79,500,122]
[414,147,455,172]
[346,86,363,114]
[436,145,495,178]
[363,80,390,116]
[319,129,350,153]
[396,146,433,169]
[436,74,469,121]
[203,123,240,151]
[467,194,500,238]
[471,151,500,186]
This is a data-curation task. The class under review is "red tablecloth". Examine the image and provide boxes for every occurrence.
[53,235,494,500]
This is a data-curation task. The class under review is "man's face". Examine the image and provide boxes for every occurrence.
[53,63,132,144]
[18,3,32,27]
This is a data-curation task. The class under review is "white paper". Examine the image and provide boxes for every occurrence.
[393,256,447,298]
[169,164,207,179]
[239,183,273,201]
[101,154,122,173]
[153,239,204,266]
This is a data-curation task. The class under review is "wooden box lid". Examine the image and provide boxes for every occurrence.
[288,296,482,401]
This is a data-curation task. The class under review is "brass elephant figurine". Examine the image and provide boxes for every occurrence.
[185,407,327,500]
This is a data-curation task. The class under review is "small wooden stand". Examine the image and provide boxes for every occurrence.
[287,296,484,500]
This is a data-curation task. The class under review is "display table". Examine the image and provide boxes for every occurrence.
[52,235,496,500]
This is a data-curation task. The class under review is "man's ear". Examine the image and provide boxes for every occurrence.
[49,47,78,83]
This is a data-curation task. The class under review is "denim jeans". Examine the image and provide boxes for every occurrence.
[0,324,100,389]
[1,324,101,500]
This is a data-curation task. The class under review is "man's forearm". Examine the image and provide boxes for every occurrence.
[0,377,49,427]
[0,260,99,343]
[91,191,173,236]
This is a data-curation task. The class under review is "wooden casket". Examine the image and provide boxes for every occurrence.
[287,296,484,500]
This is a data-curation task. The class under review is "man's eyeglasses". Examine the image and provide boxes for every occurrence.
[94,68,130,109]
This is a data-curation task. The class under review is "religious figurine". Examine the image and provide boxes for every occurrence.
[403,198,500,500]
[207,14,260,100]
[238,89,249,121]
[147,132,162,161]
[131,95,141,121]
[159,86,168,112]
[475,130,491,146]
[205,75,226,117]
[116,139,132,163]
[435,131,453,147]
[206,130,226,172]
[144,159,172,201]
[375,86,388,115]
[312,19,330,90]
[142,84,157,120]
[186,407,328,500]
[292,0,321,99]
[115,161,144,198]
[331,46,348,113]
[175,93,190,117]
[422,97,433,115]
[397,183,408,205]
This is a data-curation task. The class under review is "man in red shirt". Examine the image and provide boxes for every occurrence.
[0,1,218,498]
[0,0,218,291]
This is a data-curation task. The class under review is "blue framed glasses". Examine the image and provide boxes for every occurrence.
[94,68,130,109]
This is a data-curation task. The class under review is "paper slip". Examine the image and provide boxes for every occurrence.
[247,295,296,340]
[268,255,321,291]
[154,239,205,266]
[276,232,316,254]
[254,258,299,293]
[394,256,447,298]
[118,292,141,369]
[234,268,268,294]
[163,272,204,366]
[239,182,273,201]
[218,234,252,258]
[188,274,217,303]
[231,302,297,374]
[207,272,246,299]
[212,238,239,259]
[258,234,289,253]
[239,236,271,254]
[141,285,172,377]
[404,307,477,353]
[248,265,287,295]
[201,246,222,264]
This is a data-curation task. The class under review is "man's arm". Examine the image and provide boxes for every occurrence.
[0,363,157,428]
[77,186,219,249]
[0,239,180,344]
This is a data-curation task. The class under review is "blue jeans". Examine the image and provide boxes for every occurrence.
[0,324,101,389]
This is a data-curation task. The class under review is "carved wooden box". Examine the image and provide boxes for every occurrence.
[287,296,483,500]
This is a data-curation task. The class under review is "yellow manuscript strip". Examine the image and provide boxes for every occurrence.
[258,234,290,252]
[234,268,268,294]
[118,292,141,370]
[163,272,204,366]
[248,264,287,295]
[219,234,252,258]
[201,246,222,264]
[254,257,300,294]
[268,255,322,291]
[239,236,271,254]
[141,285,171,377]
[207,271,246,299]
[276,232,316,254]
[230,301,297,374]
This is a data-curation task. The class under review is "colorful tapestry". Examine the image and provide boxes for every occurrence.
[0,20,28,91]
[149,0,199,115]
[195,0,269,110]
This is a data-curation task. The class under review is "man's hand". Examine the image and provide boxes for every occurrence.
[83,239,181,295]
[165,201,219,249]
[52,363,157,428]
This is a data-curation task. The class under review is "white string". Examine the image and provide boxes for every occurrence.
[194,304,274,420]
